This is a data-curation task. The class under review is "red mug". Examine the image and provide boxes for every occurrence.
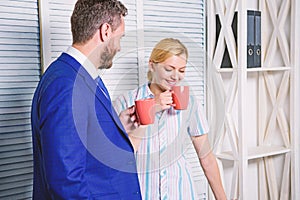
[135,98,156,125]
[172,86,189,110]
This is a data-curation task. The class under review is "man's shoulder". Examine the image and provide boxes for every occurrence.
[43,53,81,80]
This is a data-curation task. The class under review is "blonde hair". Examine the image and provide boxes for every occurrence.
[147,38,188,81]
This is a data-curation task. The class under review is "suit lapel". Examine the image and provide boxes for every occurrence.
[93,84,128,135]
[58,53,128,136]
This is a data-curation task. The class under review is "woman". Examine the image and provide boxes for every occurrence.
[114,38,226,200]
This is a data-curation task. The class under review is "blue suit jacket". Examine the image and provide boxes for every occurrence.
[31,53,142,200]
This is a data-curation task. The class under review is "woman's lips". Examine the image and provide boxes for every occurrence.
[166,81,177,87]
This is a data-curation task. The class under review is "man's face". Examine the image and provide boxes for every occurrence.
[100,17,125,69]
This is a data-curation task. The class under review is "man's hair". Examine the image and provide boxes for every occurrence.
[71,0,127,44]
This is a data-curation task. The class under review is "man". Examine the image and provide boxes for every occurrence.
[31,0,141,199]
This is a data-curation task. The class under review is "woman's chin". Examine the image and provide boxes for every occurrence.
[158,84,170,92]
[164,86,173,91]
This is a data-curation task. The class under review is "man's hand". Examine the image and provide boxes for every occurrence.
[119,105,138,134]
[119,106,147,152]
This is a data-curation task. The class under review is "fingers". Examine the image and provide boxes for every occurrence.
[130,113,139,127]
[129,105,136,113]
[122,106,137,123]
[158,90,175,110]
[119,106,139,132]
[126,106,139,129]
[122,105,135,116]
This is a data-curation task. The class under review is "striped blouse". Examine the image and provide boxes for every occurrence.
[113,83,209,200]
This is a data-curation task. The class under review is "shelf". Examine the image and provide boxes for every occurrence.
[247,67,291,72]
[216,151,235,161]
[216,146,291,161]
[217,66,291,73]
[248,146,291,160]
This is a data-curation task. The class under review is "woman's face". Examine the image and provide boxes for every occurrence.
[150,54,186,91]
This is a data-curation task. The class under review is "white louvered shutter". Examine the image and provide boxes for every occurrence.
[0,0,40,199]
[40,0,77,68]
[143,0,207,199]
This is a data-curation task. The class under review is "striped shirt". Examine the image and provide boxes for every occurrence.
[113,83,209,200]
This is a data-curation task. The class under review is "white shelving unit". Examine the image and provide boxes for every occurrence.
[206,0,299,199]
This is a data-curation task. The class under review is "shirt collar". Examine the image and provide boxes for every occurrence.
[146,83,155,98]
[138,83,155,99]
[65,46,99,80]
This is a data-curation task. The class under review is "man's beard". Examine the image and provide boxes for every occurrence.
[98,46,117,69]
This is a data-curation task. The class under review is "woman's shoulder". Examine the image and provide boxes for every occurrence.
[114,83,149,106]
[187,95,206,114]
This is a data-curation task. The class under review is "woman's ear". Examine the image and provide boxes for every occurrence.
[149,61,154,71]
[99,23,112,42]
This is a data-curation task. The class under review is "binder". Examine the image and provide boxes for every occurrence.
[254,11,261,67]
[216,11,261,68]
[247,11,255,68]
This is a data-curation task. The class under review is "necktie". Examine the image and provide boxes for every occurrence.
[95,76,111,100]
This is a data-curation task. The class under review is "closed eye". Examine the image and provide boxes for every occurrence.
[179,67,186,73]
[165,67,173,72]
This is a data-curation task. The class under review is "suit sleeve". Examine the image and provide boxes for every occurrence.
[38,77,90,199]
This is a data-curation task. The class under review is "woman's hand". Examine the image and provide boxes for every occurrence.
[154,90,174,112]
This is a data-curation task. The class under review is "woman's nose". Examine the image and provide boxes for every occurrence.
[171,70,179,80]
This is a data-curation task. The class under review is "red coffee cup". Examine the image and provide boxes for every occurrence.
[172,86,189,110]
[135,98,156,125]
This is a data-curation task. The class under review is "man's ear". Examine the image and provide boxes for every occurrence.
[99,23,112,42]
